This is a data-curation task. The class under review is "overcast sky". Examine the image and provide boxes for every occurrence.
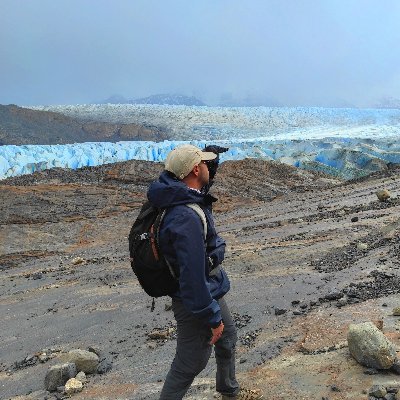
[1,0,400,107]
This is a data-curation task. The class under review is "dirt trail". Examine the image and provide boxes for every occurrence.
[1,160,400,399]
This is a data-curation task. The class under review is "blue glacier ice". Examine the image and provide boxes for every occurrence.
[1,105,400,180]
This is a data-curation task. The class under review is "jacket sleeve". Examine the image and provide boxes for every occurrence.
[167,209,222,327]
[207,236,226,269]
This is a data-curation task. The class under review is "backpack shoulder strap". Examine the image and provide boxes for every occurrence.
[186,203,207,240]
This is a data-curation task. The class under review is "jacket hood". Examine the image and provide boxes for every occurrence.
[147,170,204,208]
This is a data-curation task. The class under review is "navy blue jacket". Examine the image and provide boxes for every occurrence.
[147,171,230,327]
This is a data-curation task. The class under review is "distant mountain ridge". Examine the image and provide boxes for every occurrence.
[0,104,168,145]
[101,93,206,106]
[374,96,400,109]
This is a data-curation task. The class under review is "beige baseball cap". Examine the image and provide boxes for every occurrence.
[165,144,217,180]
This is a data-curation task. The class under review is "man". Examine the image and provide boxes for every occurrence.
[147,144,240,399]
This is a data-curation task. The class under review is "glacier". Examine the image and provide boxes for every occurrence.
[1,105,400,180]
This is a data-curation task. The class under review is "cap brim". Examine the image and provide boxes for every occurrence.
[200,151,217,161]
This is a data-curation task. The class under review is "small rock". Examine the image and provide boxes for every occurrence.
[387,388,399,394]
[384,393,397,400]
[164,302,172,311]
[391,359,400,374]
[357,242,368,251]
[274,308,287,316]
[364,368,379,375]
[376,189,391,202]
[351,216,359,222]
[148,329,170,340]
[72,257,85,265]
[324,291,343,301]
[331,384,340,392]
[75,371,87,383]
[97,357,113,374]
[56,386,65,393]
[32,272,43,280]
[293,311,303,316]
[45,363,77,392]
[369,385,387,398]
[392,307,400,316]
[148,342,157,350]
[239,358,247,364]
[65,378,83,395]
[38,353,49,363]
[291,300,300,305]
[337,298,347,307]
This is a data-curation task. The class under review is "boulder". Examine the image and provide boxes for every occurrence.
[65,378,83,395]
[60,349,99,374]
[348,322,397,369]
[44,363,77,392]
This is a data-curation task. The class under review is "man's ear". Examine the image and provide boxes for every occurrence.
[192,164,200,177]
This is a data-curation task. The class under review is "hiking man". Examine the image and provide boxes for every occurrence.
[147,144,240,399]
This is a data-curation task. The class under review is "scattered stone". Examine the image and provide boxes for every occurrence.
[299,302,308,309]
[148,329,172,340]
[147,342,157,350]
[60,349,99,374]
[274,308,287,316]
[291,300,300,305]
[164,302,172,311]
[14,354,38,370]
[377,189,391,202]
[97,356,113,374]
[393,307,400,316]
[72,257,85,265]
[65,378,83,395]
[384,393,397,400]
[232,313,252,329]
[32,272,43,280]
[38,353,50,363]
[239,358,247,364]
[331,384,340,392]
[293,311,303,315]
[387,387,399,394]
[369,385,387,398]
[337,297,348,307]
[351,216,359,222]
[324,291,344,301]
[357,242,368,251]
[348,322,397,369]
[75,371,87,383]
[45,363,77,392]
[391,359,400,374]
[364,368,379,375]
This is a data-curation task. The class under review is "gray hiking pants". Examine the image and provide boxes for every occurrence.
[159,297,239,399]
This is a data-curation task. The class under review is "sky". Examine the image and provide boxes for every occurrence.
[1,0,400,107]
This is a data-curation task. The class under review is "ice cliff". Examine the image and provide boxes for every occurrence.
[1,105,400,180]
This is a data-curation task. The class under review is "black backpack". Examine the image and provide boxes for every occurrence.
[128,201,207,298]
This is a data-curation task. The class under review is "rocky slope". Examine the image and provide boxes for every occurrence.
[0,104,168,145]
[1,159,400,399]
